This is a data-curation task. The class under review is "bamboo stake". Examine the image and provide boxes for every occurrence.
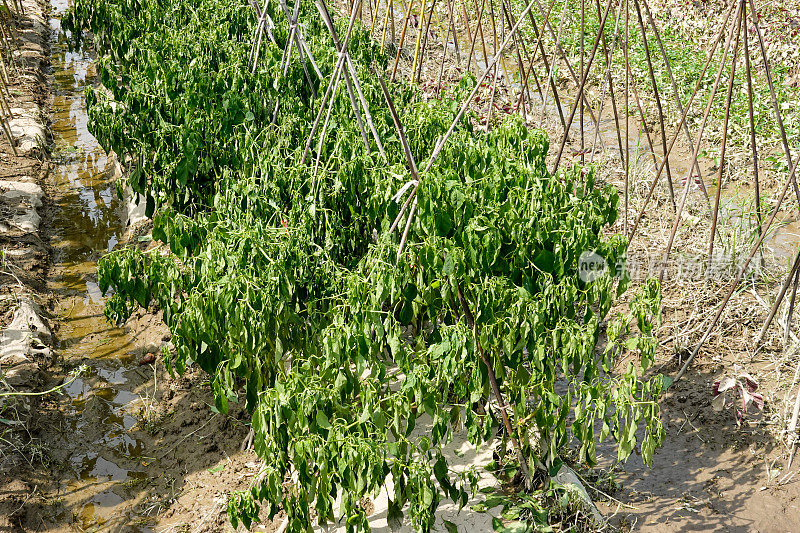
[0,66,16,156]
[460,0,475,71]
[624,63,661,192]
[345,53,387,159]
[436,9,451,95]
[624,0,629,233]
[376,76,421,260]
[277,0,316,97]
[707,6,741,269]
[465,0,487,74]
[486,0,501,117]
[302,0,362,164]
[0,56,10,89]
[530,0,605,153]
[486,63,498,130]
[787,383,800,466]
[500,0,535,117]
[316,0,385,159]
[390,0,415,81]
[424,0,541,173]
[378,76,420,181]
[579,0,585,165]
[251,0,279,72]
[380,0,392,50]
[629,0,737,241]
[473,0,489,70]
[639,0,705,198]
[756,250,800,346]
[784,267,800,347]
[371,0,382,32]
[633,0,675,209]
[411,0,427,82]
[0,113,16,157]
[675,149,800,382]
[742,2,762,245]
[657,0,741,284]
[747,0,800,208]
[445,0,460,65]
[391,0,396,43]
[535,0,567,129]
[588,0,624,165]
[490,0,513,94]
[550,0,613,173]
[416,0,438,83]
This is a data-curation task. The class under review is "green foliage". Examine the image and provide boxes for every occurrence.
[68,0,667,529]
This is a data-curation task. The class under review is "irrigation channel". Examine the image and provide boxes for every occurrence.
[43,0,157,529]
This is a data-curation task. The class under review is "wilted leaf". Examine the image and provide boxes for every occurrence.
[740,373,759,393]
[713,376,737,395]
[387,499,403,531]
[711,394,726,412]
[443,519,458,533]
[316,409,331,429]
[751,392,764,411]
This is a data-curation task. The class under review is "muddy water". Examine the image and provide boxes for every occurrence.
[45,0,156,530]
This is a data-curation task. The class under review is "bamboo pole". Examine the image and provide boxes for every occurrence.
[675,145,800,382]
[460,0,475,71]
[530,0,605,154]
[550,0,613,173]
[302,0,363,164]
[390,0,415,81]
[410,0,427,80]
[579,0,585,165]
[657,0,742,284]
[628,0,736,240]
[742,1,762,247]
[424,0,541,172]
[747,0,800,208]
[633,0,675,209]
[316,0,386,160]
[785,268,800,347]
[588,0,625,170]
[756,250,800,346]
[473,0,489,71]
[707,6,741,269]
[536,0,567,129]
[416,0,438,83]
[639,0,705,199]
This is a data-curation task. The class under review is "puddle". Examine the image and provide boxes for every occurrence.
[43,0,156,530]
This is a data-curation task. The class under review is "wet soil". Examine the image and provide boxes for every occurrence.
[2,1,261,531]
[592,369,800,531]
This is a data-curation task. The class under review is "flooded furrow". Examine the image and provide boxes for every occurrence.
[43,0,156,530]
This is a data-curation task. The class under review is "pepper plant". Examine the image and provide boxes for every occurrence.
[65,0,667,529]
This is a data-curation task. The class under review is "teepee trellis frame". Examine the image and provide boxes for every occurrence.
[249,0,800,394]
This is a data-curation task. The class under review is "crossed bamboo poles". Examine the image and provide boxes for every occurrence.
[250,0,800,484]
[309,0,798,373]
